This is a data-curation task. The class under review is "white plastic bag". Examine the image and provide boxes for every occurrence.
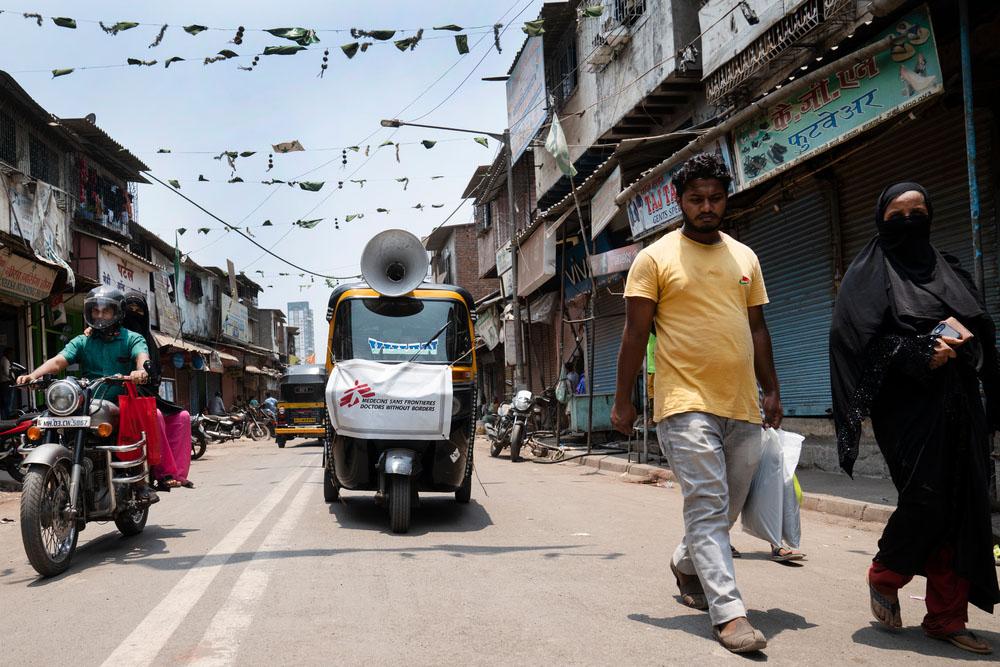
[741,428,804,548]
[741,428,784,546]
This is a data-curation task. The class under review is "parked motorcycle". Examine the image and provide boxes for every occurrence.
[0,411,38,482]
[192,408,267,446]
[484,389,545,462]
[18,372,155,577]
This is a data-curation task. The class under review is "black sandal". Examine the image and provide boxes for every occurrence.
[868,580,902,629]
[671,561,708,611]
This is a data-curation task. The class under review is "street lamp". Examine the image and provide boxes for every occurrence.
[379,118,526,391]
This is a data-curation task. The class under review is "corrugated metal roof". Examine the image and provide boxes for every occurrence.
[61,118,149,183]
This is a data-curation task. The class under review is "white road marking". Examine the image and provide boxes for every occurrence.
[100,457,317,667]
[189,477,315,666]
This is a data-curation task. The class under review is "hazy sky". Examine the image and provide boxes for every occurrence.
[1,1,541,354]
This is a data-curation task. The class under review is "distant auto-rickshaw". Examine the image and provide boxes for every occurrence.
[274,364,328,448]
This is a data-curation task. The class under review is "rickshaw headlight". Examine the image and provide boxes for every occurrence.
[46,380,83,416]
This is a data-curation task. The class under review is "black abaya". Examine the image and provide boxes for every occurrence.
[829,182,1000,614]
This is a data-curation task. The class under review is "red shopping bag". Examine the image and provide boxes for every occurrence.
[117,382,161,465]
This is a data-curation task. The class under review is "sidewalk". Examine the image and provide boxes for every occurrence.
[553,445,1000,543]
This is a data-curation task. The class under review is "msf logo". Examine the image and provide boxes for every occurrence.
[339,380,375,408]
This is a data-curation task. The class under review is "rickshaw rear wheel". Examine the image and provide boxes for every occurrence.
[388,475,411,533]
[323,467,339,502]
[455,466,472,503]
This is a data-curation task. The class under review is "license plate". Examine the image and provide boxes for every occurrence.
[293,417,315,424]
[37,416,91,428]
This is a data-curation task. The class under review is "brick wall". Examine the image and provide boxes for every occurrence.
[447,225,498,302]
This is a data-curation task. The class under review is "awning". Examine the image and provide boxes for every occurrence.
[245,365,262,374]
[152,331,214,356]
[217,350,239,364]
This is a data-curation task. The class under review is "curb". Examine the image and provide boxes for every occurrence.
[568,453,895,526]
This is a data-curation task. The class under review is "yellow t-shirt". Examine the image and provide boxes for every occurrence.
[624,230,768,423]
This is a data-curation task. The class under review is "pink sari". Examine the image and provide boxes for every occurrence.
[150,409,192,485]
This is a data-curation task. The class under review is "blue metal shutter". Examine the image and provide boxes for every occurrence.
[590,285,627,395]
[837,107,998,318]
[736,184,835,416]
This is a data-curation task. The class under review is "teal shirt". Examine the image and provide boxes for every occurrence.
[59,329,149,400]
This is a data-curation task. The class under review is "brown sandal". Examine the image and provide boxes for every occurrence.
[925,630,992,655]
[670,560,708,611]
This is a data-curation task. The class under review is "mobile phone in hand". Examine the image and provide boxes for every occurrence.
[932,322,963,339]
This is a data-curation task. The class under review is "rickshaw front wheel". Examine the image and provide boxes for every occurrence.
[455,467,472,503]
[323,467,339,502]
[388,475,411,534]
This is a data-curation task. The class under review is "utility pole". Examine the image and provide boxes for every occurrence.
[504,129,525,390]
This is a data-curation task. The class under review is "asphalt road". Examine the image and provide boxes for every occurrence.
[0,437,996,665]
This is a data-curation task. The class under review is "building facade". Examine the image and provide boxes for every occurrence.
[287,301,315,364]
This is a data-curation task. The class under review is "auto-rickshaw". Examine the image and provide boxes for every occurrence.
[323,229,476,533]
[274,364,328,448]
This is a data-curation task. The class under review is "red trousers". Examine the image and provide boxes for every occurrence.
[868,547,969,635]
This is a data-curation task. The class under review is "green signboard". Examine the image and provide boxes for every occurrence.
[732,6,942,189]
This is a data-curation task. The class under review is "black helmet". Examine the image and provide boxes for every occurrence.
[84,286,125,335]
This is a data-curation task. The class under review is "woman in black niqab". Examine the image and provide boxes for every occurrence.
[830,182,999,650]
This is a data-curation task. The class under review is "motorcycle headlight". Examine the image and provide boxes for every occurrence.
[513,395,532,411]
[46,380,83,416]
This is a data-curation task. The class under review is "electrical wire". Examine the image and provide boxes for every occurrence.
[145,171,361,279]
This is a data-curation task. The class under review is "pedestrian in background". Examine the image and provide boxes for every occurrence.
[830,181,999,655]
[612,152,782,654]
[208,391,226,416]
[0,347,14,419]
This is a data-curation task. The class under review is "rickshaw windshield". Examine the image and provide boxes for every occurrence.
[332,297,472,364]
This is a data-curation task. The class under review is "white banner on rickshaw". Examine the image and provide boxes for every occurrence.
[326,359,453,441]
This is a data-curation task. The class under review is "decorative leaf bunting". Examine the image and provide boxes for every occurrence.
[204,50,238,65]
[434,24,463,31]
[396,177,410,190]
[341,43,360,59]
[52,17,77,29]
[522,19,545,36]
[294,219,323,228]
[198,174,209,181]
[474,137,489,148]
[273,140,304,153]
[455,34,469,54]
[351,29,395,41]
[149,25,168,48]
[262,220,273,226]
[421,140,437,149]
[157,148,172,153]
[23,12,43,26]
[394,29,424,52]
[265,27,320,46]
[168,180,181,189]
[228,177,244,183]
[263,45,306,56]
[128,58,157,66]
[177,228,187,235]
[164,56,185,68]
[51,68,74,78]
[581,6,604,17]
[345,214,364,222]
[197,227,211,234]
[298,181,324,191]
[100,21,139,35]
[183,25,209,35]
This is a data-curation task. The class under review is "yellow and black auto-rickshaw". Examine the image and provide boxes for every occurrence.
[322,229,476,533]
[274,364,328,448]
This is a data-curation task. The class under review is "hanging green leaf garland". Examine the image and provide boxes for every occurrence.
[351,28,396,41]
[394,29,424,52]
[294,218,323,229]
[265,27,319,46]
[474,137,489,148]
[454,34,469,54]
[298,181,324,191]
[51,68,74,78]
[168,179,181,189]
[183,25,208,35]
[396,177,410,190]
[341,42,360,59]
[23,12,43,26]
[149,25,167,48]
[273,140,305,153]
[127,58,157,66]
[421,140,437,149]
[164,56,185,68]
[522,19,545,36]
[100,21,139,35]
[204,50,238,65]
[52,17,76,29]
[434,24,463,31]
[263,45,306,56]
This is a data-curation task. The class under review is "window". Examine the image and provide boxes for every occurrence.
[546,31,578,110]
[614,0,646,27]
[0,110,15,166]
[29,134,55,183]
[476,202,493,233]
[184,273,204,303]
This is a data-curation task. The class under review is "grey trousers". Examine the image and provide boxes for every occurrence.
[657,412,763,625]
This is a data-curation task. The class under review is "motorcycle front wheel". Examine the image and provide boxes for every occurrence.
[249,423,268,441]
[20,463,78,577]
[510,423,524,462]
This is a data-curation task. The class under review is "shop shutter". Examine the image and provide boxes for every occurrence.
[590,286,627,395]
[837,107,998,317]
[737,184,835,416]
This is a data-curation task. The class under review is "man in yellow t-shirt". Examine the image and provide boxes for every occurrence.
[612,153,782,654]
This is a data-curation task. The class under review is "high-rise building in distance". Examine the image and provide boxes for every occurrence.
[286,301,315,364]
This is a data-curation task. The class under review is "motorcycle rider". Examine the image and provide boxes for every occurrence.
[15,286,158,503]
[262,391,278,417]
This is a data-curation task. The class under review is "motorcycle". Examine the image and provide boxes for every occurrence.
[192,409,267,447]
[0,411,38,482]
[484,389,545,462]
[18,372,155,577]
